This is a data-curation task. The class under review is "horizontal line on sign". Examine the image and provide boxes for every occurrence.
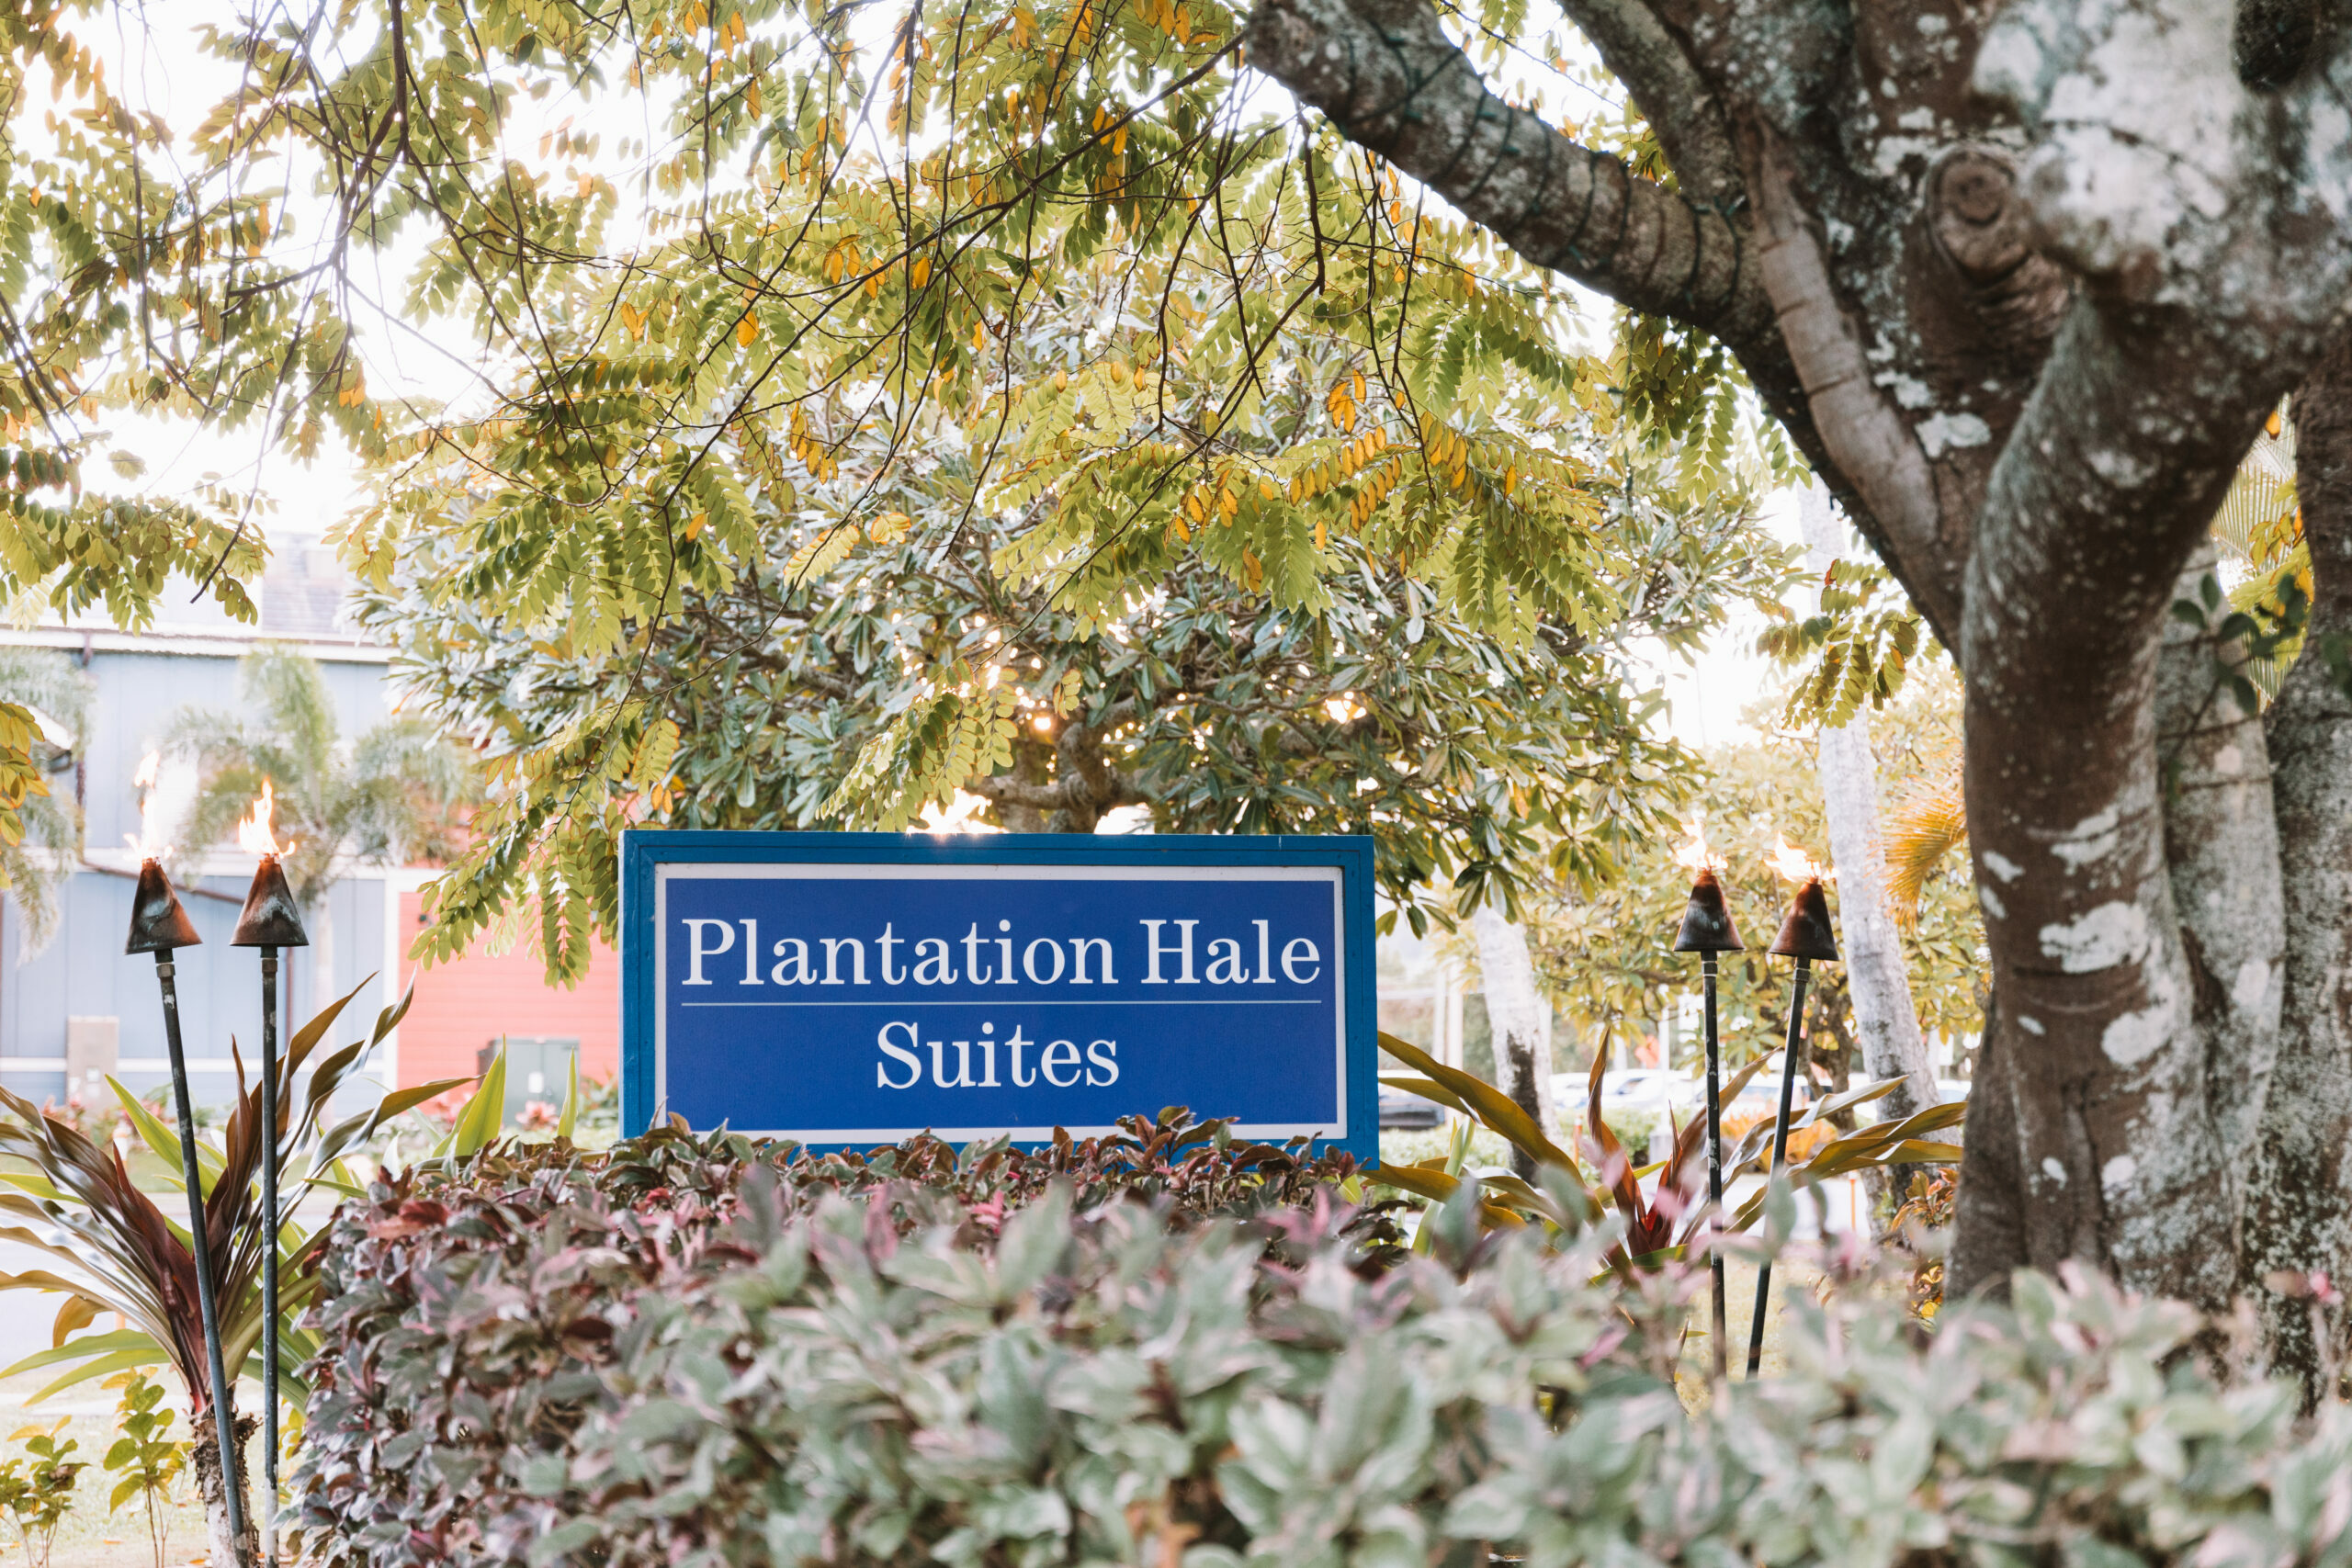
[679,998,1329,1009]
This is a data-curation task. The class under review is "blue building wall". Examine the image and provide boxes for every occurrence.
[0,628,401,1112]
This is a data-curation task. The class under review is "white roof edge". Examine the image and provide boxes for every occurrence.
[0,626,392,663]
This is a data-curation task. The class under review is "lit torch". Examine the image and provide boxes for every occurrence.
[1668,814,1743,1382]
[229,781,305,1565]
[1746,836,1840,1377]
[121,756,247,1553]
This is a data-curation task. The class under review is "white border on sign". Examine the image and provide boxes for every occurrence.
[652,861,1349,1141]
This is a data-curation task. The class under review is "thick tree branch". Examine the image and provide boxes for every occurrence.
[1242,0,1927,638]
[964,774,1073,812]
[1550,0,1740,203]
[1243,0,1808,423]
[1954,301,2287,1305]
[1747,138,1962,641]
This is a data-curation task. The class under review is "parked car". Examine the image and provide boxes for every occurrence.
[1378,1087,1444,1130]
[1554,1066,1815,1126]
[1553,1067,1701,1121]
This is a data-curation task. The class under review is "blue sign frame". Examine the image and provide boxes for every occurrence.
[620,830,1377,1157]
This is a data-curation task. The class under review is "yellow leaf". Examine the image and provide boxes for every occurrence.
[736,315,757,347]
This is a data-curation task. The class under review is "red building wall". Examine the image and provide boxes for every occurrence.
[394,892,621,1089]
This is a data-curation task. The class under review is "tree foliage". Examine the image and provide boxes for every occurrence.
[1526,672,1984,1073]
[359,281,1788,957]
[0,0,1789,975]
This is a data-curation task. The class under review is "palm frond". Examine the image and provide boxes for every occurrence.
[240,646,339,786]
[2213,404,2299,570]
[1883,767,1969,929]
[165,649,479,902]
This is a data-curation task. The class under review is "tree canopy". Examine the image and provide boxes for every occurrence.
[0,0,1792,975]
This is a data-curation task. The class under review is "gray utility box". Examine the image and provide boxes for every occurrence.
[65,1017,119,1099]
[477,1036,581,1126]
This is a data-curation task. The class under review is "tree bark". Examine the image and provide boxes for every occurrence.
[193,1409,256,1568]
[1468,902,1555,1179]
[1798,484,1939,1123]
[2154,544,2283,1175]
[2241,338,2352,1398]
[1246,0,2352,1320]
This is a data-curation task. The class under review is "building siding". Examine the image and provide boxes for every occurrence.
[393,892,619,1090]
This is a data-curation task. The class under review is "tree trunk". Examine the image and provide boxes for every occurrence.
[1244,0,2352,1332]
[193,1409,256,1568]
[1799,484,1939,1122]
[2241,338,2352,1399]
[1468,903,1555,1179]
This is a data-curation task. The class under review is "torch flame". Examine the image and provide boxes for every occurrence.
[1670,814,1716,873]
[237,780,291,857]
[1770,834,1830,884]
[123,750,168,861]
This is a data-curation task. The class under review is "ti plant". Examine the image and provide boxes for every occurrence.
[0,980,481,1555]
[1372,1031,1965,1261]
[0,1420,84,1568]
[101,1371,185,1568]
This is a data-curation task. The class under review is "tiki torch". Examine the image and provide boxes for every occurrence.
[1669,816,1743,1382]
[1746,839,1838,1377]
[229,783,304,1565]
[124,855,248,1550]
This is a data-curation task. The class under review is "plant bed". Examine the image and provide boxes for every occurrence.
[297,1124,2352,1568]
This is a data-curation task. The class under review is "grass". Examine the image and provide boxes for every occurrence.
[0,1367,280,1568]
[1376,1125,1518,1170]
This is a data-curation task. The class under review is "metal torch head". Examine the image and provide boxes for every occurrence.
[1672,867,1745,953]
[1769,877,1840,962]
[231,854,310,948]
[125,860,203,954]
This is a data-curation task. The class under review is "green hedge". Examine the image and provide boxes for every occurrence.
[296,1129,2352,1568]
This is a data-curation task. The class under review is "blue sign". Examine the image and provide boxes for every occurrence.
[620,831,1376,1155]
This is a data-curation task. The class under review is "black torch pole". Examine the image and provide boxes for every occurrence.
[1747,954,1813,1376]
[155,952,249,1547]
[128,858,245,1551]
[1702,953,1727,1380]
[1670,861,1742,1383]
[231,844,305,1567]
[1748,868,1838,1379]
[258,945,279,1563]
